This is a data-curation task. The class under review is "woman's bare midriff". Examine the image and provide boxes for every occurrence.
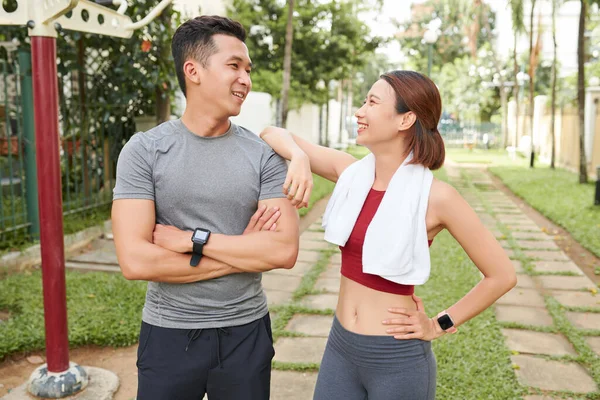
[336,276,417,336]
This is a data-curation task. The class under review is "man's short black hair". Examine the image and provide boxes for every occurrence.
[171,15,247,96]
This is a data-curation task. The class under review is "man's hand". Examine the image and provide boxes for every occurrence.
[283,151,313,209]
[153,224,192,253]
[153,206,282,253]
[242,205,281,234]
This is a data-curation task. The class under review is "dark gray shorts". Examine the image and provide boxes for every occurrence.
[314,316,436,400]
[136,313,274,400]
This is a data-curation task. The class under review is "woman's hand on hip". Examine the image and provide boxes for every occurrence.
[382,294,440,341]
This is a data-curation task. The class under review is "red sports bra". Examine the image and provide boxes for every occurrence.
[340,188,433,295]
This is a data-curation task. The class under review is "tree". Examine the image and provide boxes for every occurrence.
[280,0,294,127]
[509,0,525,148]
[577,0,588,182]
[550,0,559,169]
[528,0,538,168]
[396,0,495,74]
[230,0,381,110]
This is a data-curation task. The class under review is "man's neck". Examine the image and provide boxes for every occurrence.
[181,106,231,138]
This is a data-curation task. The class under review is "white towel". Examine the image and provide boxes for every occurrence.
[322,152,433,285]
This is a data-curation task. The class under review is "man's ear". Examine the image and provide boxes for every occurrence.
[183,60,201,86]
[398,111,417,132]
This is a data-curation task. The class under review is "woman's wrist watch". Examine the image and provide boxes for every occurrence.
[436,310,457,334]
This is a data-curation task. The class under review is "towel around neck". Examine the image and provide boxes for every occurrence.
[322,151,434,285]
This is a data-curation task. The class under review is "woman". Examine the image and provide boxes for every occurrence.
[260,70,516,400]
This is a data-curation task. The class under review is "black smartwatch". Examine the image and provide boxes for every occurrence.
[436,310,457,333]
[190,228,211,267]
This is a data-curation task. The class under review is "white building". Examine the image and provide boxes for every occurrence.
[173,0,230,18]
[490,0,580,77]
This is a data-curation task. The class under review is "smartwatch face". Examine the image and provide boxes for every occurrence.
[193,229,210,242]
[438,314,454,331]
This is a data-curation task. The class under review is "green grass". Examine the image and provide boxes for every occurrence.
[421,230,523,399]
[460,165,600,399]
[298,174,335,217]
[0,203,111,255]
[488,166,600,259]
[0,270,146,360]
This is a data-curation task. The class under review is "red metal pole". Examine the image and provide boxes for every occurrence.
[31,36,70,373]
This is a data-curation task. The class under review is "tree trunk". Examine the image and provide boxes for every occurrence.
[513,33,520,148]
[325,96,330,147]
[578,0,589,183]
[528,0,537,168]
[156,86,171,124]
[500,87,509,148]
[280,0,294,128]
[550,0,557,169]
[77,37,90,204]
[156,5,173,125]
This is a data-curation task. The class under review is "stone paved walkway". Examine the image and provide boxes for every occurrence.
[58,161,600,399]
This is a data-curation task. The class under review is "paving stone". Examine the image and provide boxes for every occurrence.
[511,231,550,240]
[285,261,314,276]
[516,274,537,289]
[501,329,576,356]
[491,229,505,239]
[262,273,302,292]
[565,312,600,330]
[551,291,600,308]
[524,250,570,262]
[498,240,511,249]
[532,261,583,275]
[495,305,553,327]
[265,289,293,306]
[496,214,529,223]
[483,220,498,229]
[329,253,341,265]
[538,276,596,291]
[307,224,323,232]
[510,355,597,393]
[274,337,328,364]
[285,314,333,337]
[69,239,118,265]
[516,240,560,250]
[271,371,318,400]
[512,260,524,273]
[497,288,545,307]
[301,231,326,242]
[321,263,341,278]
[299,239,331,251]
[299,294,338,310]
[585,336,600,356]
[297,250,321,264]
[505,224,541,232]
[505,249,516,259]
[314,277,340,293]
[65,261,121,273]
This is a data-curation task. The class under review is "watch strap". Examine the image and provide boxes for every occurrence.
[436,310,457,334]
[190,252,202,267]
[190,241,204,267]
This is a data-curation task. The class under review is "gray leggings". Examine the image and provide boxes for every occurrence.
[313,316,436,400]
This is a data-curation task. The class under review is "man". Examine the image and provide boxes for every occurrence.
[112,15,300,400]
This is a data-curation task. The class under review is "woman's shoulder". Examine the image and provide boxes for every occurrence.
[428,178,461,209]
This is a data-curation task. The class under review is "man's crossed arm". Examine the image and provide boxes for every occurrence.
[112,197,299,283]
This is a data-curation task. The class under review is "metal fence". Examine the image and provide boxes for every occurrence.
[439,122,502,149]
[0,46,136,243]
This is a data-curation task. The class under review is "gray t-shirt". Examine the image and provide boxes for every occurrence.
[113,119,288,329]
